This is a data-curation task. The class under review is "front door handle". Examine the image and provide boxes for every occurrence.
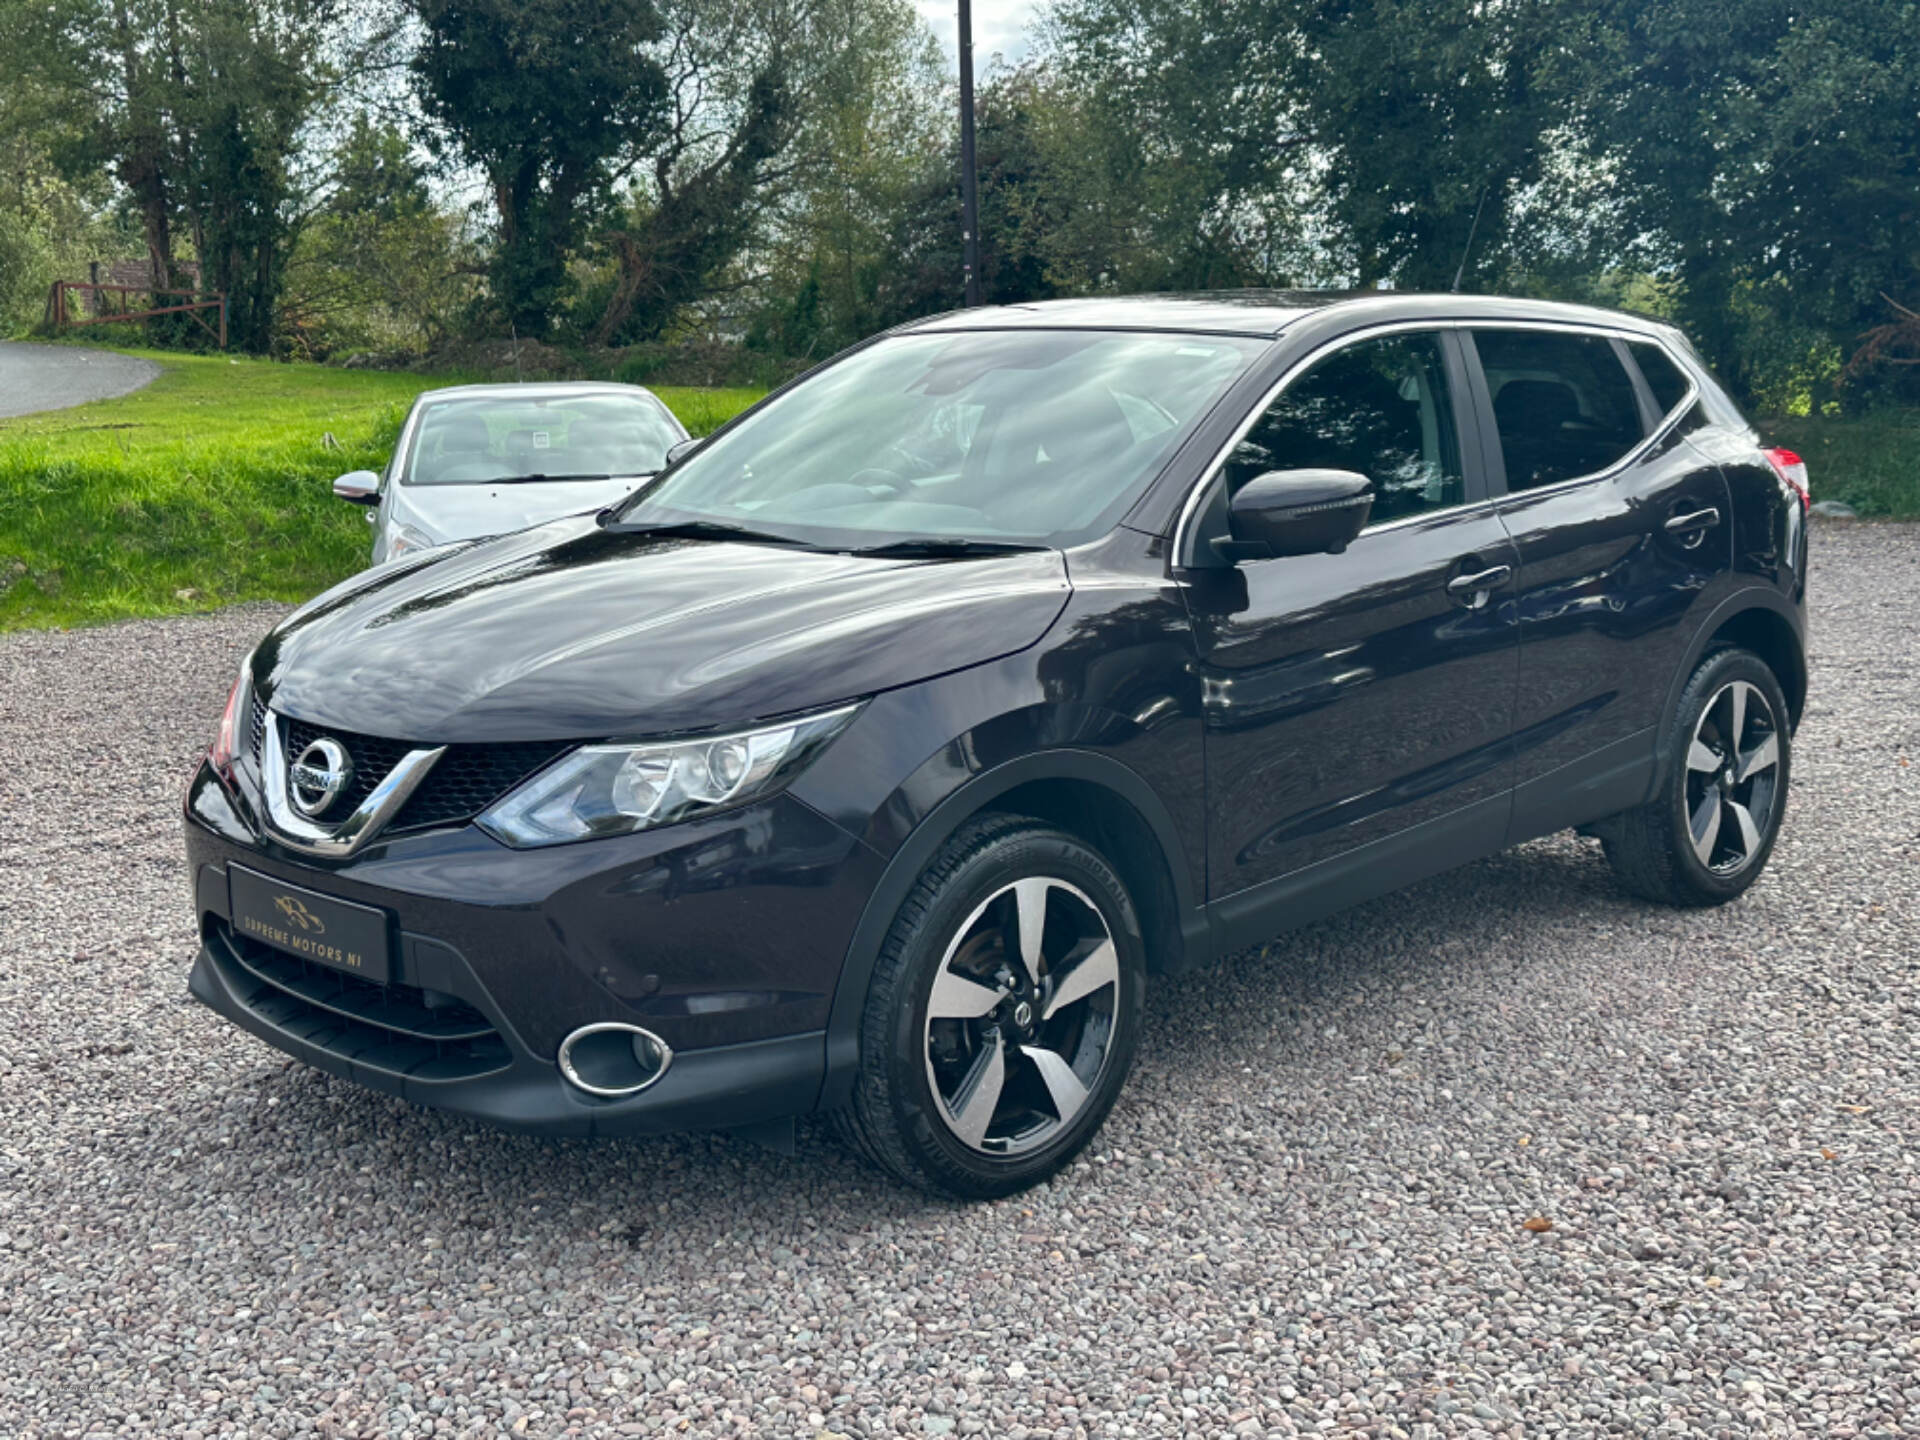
[1446,564,1513,599]
[1664,506,1721,535]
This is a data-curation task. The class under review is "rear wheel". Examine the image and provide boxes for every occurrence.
[835,815,1145,1198]
[1600,648,1791,906]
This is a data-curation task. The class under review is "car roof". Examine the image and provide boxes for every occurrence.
[412,381,663,403]
[902,289,1680,341]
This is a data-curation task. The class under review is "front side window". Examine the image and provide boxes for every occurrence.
[405,393,683,486]
[1224,331,1465,526]
[1474,329,1646,491]
[619,330,1268,548]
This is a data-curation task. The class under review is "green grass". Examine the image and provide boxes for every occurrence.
[1762,409,1920,519]
[0,349,762,630]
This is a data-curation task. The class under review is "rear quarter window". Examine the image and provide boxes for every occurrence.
[1629,341,1693,418]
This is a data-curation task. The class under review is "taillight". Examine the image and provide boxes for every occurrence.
[1764,447,1809,512]
[209,667,248,780]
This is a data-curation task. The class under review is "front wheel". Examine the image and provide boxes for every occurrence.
[1600,647,1792,907]
[835,815,1146,1198]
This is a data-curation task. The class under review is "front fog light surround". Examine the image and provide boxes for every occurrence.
[557,1023,673,1098]
[478,702,860,847]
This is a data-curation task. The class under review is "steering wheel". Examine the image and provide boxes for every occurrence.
[847,468,905,494]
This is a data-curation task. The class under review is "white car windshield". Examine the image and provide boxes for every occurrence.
[616,330,1268,548]
[404,393,683,486]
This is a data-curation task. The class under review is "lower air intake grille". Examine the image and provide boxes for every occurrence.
[214,923,511,1083]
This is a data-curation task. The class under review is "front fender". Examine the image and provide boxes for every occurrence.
[799,693,1208,1112]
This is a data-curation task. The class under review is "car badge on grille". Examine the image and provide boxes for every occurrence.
[288,738,354,818]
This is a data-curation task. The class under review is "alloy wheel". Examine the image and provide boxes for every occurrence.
[922,877,1121,1155]
[1683,679,1781,875]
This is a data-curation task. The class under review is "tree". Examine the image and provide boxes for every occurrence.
[411,0,670,336]
[1574,0,1920,407]
[1039,0,1565,292]
[587,0,945,347]
[281,115,474,357]
[6,0,358,350]
[173,0,338,351]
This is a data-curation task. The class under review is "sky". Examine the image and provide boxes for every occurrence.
[912,0,1040,67]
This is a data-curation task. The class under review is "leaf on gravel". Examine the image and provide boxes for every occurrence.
[1820,1147,1838,1160]
[1522,1216,1554,1232]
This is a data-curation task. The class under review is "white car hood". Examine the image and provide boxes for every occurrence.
[394,476,653,545]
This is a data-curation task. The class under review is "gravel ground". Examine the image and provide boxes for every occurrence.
[0,341,159,419]
[1,523,1915,1440]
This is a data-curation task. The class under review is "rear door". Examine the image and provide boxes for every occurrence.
[1183,327,1520,932]
[1463,326,1733,839]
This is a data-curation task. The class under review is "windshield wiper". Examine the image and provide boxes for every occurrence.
[842,537,1049,558]
[487,472,621,484]
[614,518,813,547]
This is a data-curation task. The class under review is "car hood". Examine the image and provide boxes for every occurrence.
[395,477,649,542]
[256,515,1072,742]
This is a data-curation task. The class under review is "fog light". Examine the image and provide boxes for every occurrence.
[557,1023,674,1098]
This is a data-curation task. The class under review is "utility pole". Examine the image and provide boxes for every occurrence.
[958,0,982,307]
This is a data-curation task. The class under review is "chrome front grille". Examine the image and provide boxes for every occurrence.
[257,705,568,839]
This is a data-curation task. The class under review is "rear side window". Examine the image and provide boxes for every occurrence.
[1629,341,1693,418]
[1473,329,1645,492]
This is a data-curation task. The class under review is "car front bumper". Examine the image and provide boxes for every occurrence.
[183,760,885,1136]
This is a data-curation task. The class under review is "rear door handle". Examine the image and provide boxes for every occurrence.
[1446,564,1513,598]
[1664,506,1721,534]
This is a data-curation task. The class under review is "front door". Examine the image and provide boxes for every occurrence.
[1184,328,1521,935]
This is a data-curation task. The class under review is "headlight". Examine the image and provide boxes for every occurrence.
[208,654,255,781]
[477,703,860,848]
[385,522,442,561]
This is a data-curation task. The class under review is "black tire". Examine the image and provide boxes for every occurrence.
[834,813,1146,1199]
[1600,647,1792,907]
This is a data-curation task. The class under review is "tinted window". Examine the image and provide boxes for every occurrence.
[623,330,1267,547]
[1225,332,1464,526]
[1474,330,1645,491]
[1629,340,1693,417]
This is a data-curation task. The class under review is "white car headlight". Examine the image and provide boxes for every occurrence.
[385,522,442,561]
[477,704,860,848]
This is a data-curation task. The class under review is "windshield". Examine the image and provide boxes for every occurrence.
[615,330,1268,547]
[403,393,683,486]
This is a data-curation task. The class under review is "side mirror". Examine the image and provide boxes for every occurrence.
[332,470,381,505]
[1214,468,1373,561]
[664,438,700,467]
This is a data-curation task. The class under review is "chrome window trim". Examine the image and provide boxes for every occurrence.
[1169,317,1701,562]
[261,710,446,859]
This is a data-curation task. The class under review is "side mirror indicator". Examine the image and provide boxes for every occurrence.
[1213,468,1373,561]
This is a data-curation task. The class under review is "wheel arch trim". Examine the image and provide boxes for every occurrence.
[1654,588,1807,792]
[815,748,1204,1112]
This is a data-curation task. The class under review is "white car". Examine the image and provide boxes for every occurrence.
[331,382,692,565]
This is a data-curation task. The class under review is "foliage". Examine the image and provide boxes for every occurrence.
[0,83,136,332]
[582,0,945,349]
[4,0,359,351]
[0,350,762,629]
[1765,410,1920,519]
[1569,0,1920,405]
[411,0,671,337]
[279,116,476,359]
